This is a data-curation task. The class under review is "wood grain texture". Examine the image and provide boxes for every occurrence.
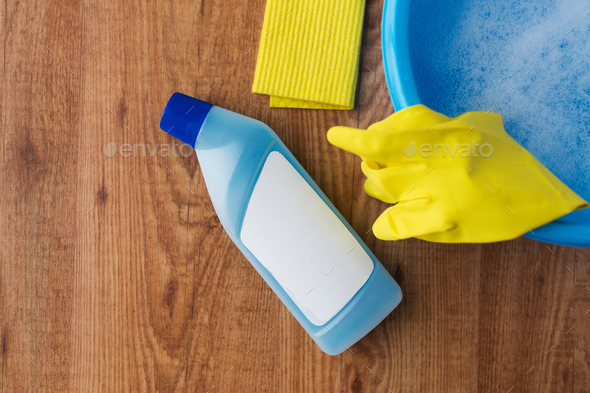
[1,0,589,392]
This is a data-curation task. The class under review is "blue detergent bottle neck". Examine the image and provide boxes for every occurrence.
[159,92,213,147]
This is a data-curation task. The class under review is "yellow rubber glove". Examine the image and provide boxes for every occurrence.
[327,105,588,243]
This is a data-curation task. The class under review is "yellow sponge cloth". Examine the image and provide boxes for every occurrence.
[252,0,366,110]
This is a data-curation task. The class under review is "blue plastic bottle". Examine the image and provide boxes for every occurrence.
[160,93,402,355]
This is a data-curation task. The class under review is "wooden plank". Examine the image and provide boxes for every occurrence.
[1,0,83,391]
[573,247,590,393]
[71,0,210,391]
[478,241,576,393]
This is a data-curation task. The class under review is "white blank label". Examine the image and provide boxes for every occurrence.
[240,151,374,326]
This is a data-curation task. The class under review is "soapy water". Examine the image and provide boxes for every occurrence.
[408,0,590,201]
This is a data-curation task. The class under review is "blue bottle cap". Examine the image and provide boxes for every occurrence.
[160,92,213,147]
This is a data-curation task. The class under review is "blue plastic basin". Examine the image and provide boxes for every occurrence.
[382,0,590,247]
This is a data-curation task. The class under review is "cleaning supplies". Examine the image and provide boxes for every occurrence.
[327,105,588,243]
[160,93,402,355]
[252,0,366,109]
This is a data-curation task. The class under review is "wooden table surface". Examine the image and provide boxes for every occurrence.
[1,0,589,392]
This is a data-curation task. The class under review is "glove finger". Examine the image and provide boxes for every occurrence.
[361,160,428,202]
[372,199,455,241]
[327,128,439,164]
[364,179,397,204]
[328,126,425,162]
[327,106,453,161]
[367,105,452,133]
[327,126,385,160]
